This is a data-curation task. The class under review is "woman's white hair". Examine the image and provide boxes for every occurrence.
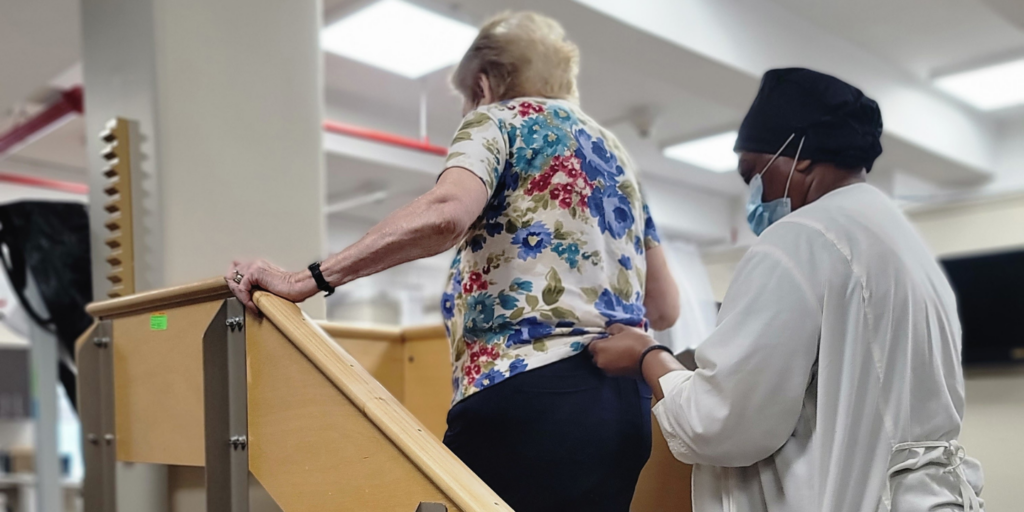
[452,11,580,105]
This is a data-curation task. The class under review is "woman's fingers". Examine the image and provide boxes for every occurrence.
[588,338,606,366]
[607,323,628,335]
[236,274,261,317]
[226,259,304,315]
[225,262,240,283]
[225,260,261,316]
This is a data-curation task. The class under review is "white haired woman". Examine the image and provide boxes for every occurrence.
[226,11,679,511]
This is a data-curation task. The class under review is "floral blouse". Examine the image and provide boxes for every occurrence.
[442,97,660,403]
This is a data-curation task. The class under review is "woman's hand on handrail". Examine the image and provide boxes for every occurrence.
[225,259,317,316]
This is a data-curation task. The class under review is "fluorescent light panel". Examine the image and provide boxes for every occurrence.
[663,131,739,173]
[934,58,1024,111]
[321,0,477,79]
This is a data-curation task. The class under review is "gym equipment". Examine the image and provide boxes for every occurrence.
[79,278,693,511]
[78,279,511,511]
[98,117,137,298]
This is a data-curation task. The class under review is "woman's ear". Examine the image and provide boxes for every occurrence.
[795,159,814,174]
[477,74,494,105]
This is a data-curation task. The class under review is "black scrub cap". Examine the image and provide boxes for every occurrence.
[735,68,883,171]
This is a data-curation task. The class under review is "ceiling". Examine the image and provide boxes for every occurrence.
[771,0,1024,80]
[4,0,1024,240]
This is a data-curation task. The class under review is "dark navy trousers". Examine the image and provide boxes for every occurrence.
[442,352,653,512]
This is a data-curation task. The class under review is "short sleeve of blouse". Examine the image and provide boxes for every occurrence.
[642,197,661,250]
[442,109,508,197]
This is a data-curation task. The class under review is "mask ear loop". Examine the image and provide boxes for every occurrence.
[758,133,796,177]
[783,136,806,199]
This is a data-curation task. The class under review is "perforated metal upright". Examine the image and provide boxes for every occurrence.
[203,298,250,512]
[79,320,117,511]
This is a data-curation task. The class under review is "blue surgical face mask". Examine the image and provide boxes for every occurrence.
[746,134,805,236]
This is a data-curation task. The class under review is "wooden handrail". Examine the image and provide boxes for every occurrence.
[254,291,512,511]
[402,324,447,341]
[315,321,402,342]
[86,277,230,318]
[314,321,447,343]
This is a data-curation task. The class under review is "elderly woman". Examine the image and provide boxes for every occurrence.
[227,11,679,511]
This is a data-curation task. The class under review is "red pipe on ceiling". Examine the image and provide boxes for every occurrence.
[0,173,88,195]
[323,120,448,156]
[0,87,83,156]
[0,87,448,195]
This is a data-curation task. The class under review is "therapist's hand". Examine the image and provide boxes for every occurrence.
[225,259,318,316]
[589,324,658,377]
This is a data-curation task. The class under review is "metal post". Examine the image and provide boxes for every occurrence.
[203,298,249,512]
[23,275,62,512]
[79,320,116,512]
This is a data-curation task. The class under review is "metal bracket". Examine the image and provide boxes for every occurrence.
[229,435,247,451]
[416,503,448,512]
[204,298,249,512]
[81,320,117,512]
[226,316,243,332]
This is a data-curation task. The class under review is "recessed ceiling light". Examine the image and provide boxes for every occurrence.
[663,131,739,173]
[321,0,478,79]
[934,58,1024,111]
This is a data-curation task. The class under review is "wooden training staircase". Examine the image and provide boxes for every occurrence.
[77,278,691,511]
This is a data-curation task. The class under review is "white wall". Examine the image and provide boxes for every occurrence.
[993,116,1024,194]
[959,366,1024,511]
[909,193,1024,257]
[699,192,1024,510]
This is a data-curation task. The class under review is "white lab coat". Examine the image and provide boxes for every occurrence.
[653,184,984,512]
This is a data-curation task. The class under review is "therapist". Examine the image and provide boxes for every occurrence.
[589,68,984,512]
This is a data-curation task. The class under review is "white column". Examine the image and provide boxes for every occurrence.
[79,1,326,510]
[81,0,326,316]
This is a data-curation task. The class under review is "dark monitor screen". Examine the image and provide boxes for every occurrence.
[941,249,1024,365]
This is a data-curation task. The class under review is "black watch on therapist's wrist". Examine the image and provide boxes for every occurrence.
[638,344,673,376]
[307,261,336,297]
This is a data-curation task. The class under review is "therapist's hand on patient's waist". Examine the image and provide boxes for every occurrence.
[225,259,318,316]
[590,324,687,400]
[589,324,659,377]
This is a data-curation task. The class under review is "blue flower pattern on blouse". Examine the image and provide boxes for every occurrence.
[511,221,553,260]
[442,98,661,403]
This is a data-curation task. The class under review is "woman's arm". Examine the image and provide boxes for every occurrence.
[643,245,680,331]
[316,168,487,288]
[226,168,488,314]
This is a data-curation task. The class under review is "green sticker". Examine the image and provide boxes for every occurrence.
[150,313,168,331]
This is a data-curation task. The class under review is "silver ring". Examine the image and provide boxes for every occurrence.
[233,271,243,284]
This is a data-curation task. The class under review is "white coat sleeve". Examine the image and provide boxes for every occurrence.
[653,222,839,467]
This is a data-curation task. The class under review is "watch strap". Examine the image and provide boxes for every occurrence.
[307,261,335,297]
[638,344,673,376]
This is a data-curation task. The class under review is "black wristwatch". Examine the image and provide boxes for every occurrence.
[307,261,336,297]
